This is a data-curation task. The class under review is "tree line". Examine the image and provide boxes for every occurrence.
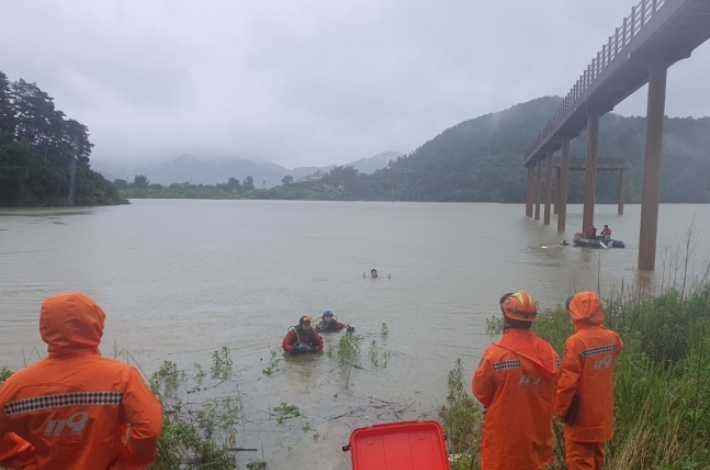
[116,173,353,201]
[0,71,121,207]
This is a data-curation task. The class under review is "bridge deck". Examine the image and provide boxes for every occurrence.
[524,0,710,167]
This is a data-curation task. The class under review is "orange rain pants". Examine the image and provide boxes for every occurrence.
[565,440,605,470]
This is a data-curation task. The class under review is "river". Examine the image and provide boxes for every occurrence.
[1,200,709,469]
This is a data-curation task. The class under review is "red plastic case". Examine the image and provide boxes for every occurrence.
[348,420,450,470]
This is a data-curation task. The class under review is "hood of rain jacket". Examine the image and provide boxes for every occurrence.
[497,328,558,378]
[567,291,604,328]
[40,292,106,357]
[0,292,162,470]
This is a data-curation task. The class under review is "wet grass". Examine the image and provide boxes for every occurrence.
[261,348,282,376]
[0,366,12,383]
[148,348,243,469]
[441,282,710,470]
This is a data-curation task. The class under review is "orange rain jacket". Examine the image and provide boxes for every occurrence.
[555,291,624,443]
[0,292,163,470]
[473,328,560,470]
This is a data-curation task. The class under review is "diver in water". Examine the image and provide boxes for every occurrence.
[314,310,355,333]
[282,316,323,354]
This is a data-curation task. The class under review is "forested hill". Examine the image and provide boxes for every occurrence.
[320,96,710,203]
[0,71,122,207]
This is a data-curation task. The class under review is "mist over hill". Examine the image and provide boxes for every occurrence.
[320,96,710,203]
[94,151,402,188]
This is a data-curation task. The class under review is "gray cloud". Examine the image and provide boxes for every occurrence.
[1,0,708,169]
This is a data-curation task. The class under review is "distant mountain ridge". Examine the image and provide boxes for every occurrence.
[93,151,402,188]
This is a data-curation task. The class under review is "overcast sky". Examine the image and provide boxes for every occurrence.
[1,0,709,169]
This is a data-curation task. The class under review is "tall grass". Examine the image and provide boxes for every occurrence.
[439,359,483,470]
[443,272,710,469]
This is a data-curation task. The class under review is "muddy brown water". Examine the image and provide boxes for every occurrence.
[2,200,709,469]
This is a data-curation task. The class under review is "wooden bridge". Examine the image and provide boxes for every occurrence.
[524,0,710,271]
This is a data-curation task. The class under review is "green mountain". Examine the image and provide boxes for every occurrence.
[321,96,710,203]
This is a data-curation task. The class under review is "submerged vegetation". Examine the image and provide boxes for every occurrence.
[148,349,243,469]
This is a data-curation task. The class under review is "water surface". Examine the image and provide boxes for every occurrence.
[1,200,708,468]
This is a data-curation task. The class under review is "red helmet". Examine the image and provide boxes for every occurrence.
[499,291,538,322]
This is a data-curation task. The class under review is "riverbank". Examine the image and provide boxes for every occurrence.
[442,280,710,470]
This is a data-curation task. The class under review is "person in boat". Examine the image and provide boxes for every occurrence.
[282,315,323,354]
[314,310,355,333]
[472,291,560,470]
[0,292,162,470]
[554,292,624,470]
[584,225,597,239]
[599,225,612,240]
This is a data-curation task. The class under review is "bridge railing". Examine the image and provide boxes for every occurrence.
[526,0,668,163]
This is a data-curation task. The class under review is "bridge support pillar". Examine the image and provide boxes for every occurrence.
[639,62,667,271]
[554,168,560,215]
[535,160,542,220]
[526,166,533,217]
[544,152,552,225]
[582,114,599,231]
[557,139,570,232]
[618,168,626,215]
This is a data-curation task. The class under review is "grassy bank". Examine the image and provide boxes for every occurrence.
[442,283,710,470]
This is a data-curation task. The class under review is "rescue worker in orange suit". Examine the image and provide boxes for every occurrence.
[282,316,324,354]
[473,291,560,470]
[0,292,162,470]
[554,291,624,470]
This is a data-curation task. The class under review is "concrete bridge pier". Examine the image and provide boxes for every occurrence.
[526,166,534,217]
[638,62,667,271]
[557,139,570,232]
[582,114,599,231]
[618,168,626,215]
[544,152,553,225]
[553,168,559,215]
[535,159,542,220]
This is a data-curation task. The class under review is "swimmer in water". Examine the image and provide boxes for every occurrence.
[363,269,391,279]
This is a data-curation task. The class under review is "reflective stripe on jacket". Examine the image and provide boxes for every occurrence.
[473,328,560,470]
[555,291,623,443]
[0,292,162,470]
